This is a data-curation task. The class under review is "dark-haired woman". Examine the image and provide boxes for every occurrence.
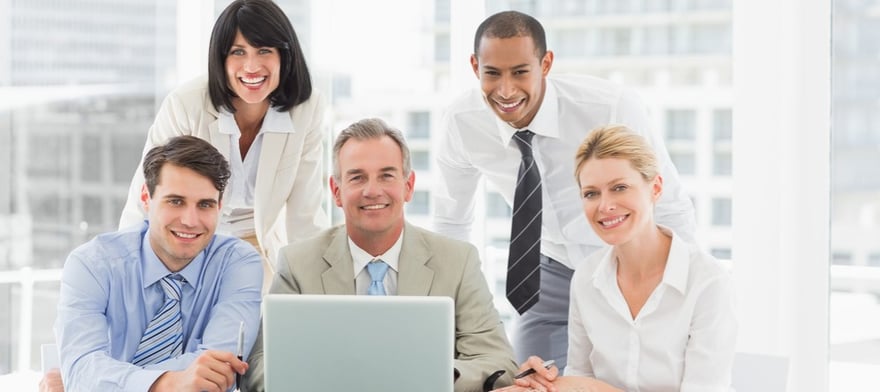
[121,0,327,292]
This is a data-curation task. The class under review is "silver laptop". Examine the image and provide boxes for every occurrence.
[262,294,455,392]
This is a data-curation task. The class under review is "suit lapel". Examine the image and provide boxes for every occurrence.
[321,228,356,295]
[397,223,434,296]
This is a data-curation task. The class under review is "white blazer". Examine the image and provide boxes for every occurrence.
[120,76,329,266]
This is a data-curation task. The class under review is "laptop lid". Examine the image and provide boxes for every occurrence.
[262,294,455,392]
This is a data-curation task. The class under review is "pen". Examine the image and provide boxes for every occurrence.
[513,359,555,379]
[236,321,244,391]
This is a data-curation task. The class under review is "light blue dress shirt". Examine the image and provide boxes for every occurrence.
[55,221,263,391]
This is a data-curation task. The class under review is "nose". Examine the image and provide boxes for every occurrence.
[179,205,199,227]
[243,54,260,73]
[497,75,516,99]
[598,196,616,213]
[361,179,381,198]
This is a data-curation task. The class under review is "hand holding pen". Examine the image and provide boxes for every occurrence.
[508,357,558,391]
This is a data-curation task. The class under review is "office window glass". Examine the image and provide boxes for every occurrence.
[412,150,430,171]
[407,111,431,139]
[666,109,697,141]
[669,151,696,175]
[487,192,512,219]
[711,197,732,226]
[407,190,430,215]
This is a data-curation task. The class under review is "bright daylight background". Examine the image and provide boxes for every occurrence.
[0,0,877,390]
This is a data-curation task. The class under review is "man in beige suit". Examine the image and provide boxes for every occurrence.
[242,118,517,392]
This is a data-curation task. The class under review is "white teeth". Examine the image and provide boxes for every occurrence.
[497,100,520,109]
[174,231,197,239]
[600,216,625,227]
[241,76,266,84]
[362,204,386,210]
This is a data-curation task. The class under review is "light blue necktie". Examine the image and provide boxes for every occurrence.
[366,260,389,296]
[132,274,184,366]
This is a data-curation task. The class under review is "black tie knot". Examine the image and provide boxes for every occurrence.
[513,130,535,158]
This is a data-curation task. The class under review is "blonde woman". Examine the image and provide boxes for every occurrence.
[496,125,736,392]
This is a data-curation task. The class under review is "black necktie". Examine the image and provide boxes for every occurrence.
[507,130,542,314]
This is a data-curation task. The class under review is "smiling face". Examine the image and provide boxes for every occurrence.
[141,163,221,272]
[225,30,281,110]
[471,35,553,129]
[330,136,415,250]
[578,158,662,246]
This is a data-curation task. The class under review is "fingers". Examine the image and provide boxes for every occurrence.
[189,350,247,391]
[512,356,558,392]
[39,368,64,392]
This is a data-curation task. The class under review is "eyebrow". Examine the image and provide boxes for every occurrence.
[162,194,218,204]
[344,167,400,176]
[580,177,628,189]
[482,63,531,71]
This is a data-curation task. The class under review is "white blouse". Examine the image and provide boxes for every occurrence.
[565,226,737,392]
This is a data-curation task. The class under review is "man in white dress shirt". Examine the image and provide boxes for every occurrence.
[432,10,697,369]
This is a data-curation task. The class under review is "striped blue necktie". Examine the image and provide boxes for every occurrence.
[367,261,389,296]
[132,275,183,366]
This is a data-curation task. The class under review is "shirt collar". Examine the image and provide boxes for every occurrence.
[217,106,295,136]
[493,78,561,144]
[659,225,689,295]
[591,225,690,295]
[349,228,404,278]
[140,227,203,290]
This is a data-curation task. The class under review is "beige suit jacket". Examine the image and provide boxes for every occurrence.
[119,76,329,269]
[243,223,517,392]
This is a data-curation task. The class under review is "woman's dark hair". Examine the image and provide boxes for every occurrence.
[143,136,231,201]
[208,0,312,113]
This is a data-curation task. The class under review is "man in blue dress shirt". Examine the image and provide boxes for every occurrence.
[42,135,263,392]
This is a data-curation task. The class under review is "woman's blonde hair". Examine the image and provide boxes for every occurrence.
[574,125,658,186]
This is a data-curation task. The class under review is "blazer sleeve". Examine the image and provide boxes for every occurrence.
[119,88,194,229]
[283,92,329,243]
[452,245,518,392]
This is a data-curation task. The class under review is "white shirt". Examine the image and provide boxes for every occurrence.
[433,75,697,269]
[217,108,295,237]
[349,230,403,295]
[566,227,737,392]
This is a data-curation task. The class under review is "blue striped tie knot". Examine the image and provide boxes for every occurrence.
[132,274,184,366]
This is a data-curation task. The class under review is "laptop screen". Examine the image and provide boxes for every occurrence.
[262,294,455,391]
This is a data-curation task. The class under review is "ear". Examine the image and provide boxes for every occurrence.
[404,171,416,202]
[470,54,480,79]
[651,174,664,202]
[329,175,343,208]
[140,184,151,212]
[541,50,554,77]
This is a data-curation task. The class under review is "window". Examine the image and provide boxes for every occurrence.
[666,109,697,141]
[713,151,731,176]
[832,252,853,266]
[406,190,430,216]
[668,151,696,175]
[411,150,430,171]
[332,74,352,101]
[407,111,431,139]
[486,192,512,219]
[434,33,450,62]
[713,109,732,141]
[710,248,732,260]
[711,197,732,226]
